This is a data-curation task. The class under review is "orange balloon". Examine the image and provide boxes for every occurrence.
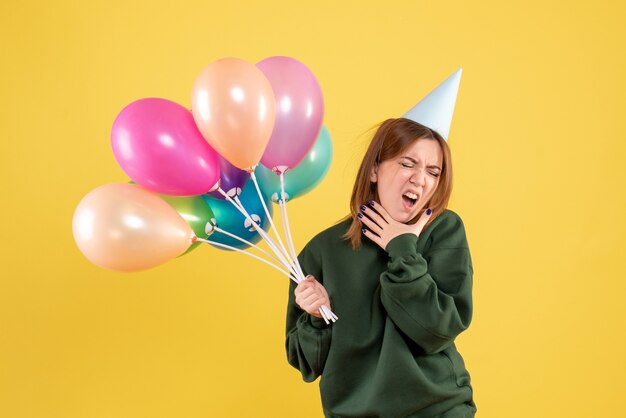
[191,58,276,170]
[72,183,194,272]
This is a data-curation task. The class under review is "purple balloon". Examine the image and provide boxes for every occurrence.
[257,56,324,171]
[206,154,250,199]
[111,98,220,196]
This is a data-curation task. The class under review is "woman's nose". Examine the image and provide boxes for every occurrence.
[410,170,426,186]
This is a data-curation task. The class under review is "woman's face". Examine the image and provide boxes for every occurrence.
[370,138,443,223]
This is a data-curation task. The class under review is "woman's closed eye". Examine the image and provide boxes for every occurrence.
[400,161,440,177]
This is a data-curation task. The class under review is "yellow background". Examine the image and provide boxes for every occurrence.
[2,0,625,416]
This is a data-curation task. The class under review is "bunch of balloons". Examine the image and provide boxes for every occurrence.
[72,56,337,323]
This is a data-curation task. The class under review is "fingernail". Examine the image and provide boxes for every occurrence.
[426,208,432,215]
[357,213,363,219]
[368,200,375,206]
[362,228,367,234]
[360,204,367,211]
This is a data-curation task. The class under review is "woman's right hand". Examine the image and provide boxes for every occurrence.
[294,275,331,319]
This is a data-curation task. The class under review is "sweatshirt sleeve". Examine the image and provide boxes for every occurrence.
[285,242,332,382]
[379,213,473,354]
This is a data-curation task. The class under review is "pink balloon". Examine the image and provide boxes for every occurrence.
[111,98,220,196]
[256,56,324,171]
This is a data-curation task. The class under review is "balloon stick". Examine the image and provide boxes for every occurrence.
[278,171,338,322]
[249,170,295,266]
[214,184,337,322]
[216,187,298,278]
[214,226,281,264]
[278,200,305,279]
[232,194,298,276]
[196,238,299,283]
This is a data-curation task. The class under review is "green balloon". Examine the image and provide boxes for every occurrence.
[159,194,215,255]
[257,125,333,202]
[127,181,215,255]
[129,180,215,257]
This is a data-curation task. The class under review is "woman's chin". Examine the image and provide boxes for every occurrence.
[390,211,414,224]
[398,209,425,224]
[385,204,420,224]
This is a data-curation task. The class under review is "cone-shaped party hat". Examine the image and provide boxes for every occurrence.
[402,68,462,141]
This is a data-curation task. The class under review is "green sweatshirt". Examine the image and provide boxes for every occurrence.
[286,210,476,418]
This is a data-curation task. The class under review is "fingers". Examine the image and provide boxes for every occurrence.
[303,292,327,309]
[295,285,315,300]
[359,212,383,235]
[300,294,328,316]
[412,208,432,236]
[295,285,316,305]
[358,201,387,249]
[358,201,433,250]
[359,203,387,230]
[361,227,385,249]
[367,200,392,223]
[295,275,317,292]
[294,276,330,316]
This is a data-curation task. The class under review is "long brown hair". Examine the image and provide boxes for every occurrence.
[343,118,453,249]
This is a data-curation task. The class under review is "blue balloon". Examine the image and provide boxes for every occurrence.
[202,178,273,250]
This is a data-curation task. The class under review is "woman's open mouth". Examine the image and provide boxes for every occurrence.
[402,192,419,209]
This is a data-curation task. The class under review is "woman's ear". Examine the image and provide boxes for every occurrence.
[370,166,378,183]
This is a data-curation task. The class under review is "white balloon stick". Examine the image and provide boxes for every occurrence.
[279,200,305,281]
[322,305,338,321]
[249,171,295,267]
[278,172,305,278]
[196,238,299,284]
[232,194,299,278]
[217,187,298,278]
[213,181,338,323]
[278,172,338,322]
[320,306,330,325]
[213,226,281,264]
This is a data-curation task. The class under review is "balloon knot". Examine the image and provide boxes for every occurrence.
[272,165,290,175]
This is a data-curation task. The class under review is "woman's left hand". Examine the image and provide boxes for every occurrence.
[358,201,432,250]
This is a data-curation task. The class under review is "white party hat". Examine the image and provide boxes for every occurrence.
[402,68,462,141]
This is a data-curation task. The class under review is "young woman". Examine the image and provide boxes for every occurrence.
[286,118,476,418]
